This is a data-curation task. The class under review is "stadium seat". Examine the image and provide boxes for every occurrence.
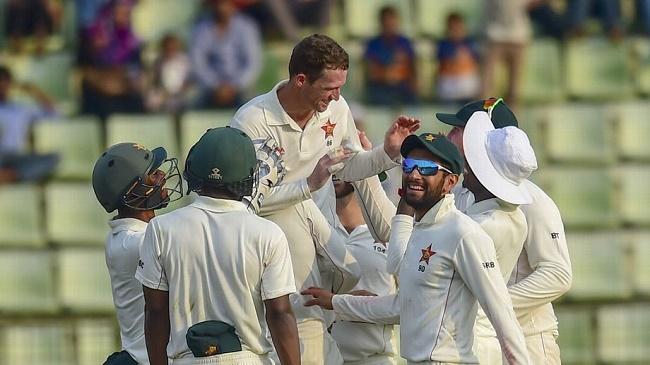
[521,39,565,103]
[629,231,650,295]
[542,104,615,164]
[256,43,291,94]
[343,0,414,39]
[76,319,118,365]
[0,184,45,247]
[565,232,631,299]
[106,114,178,158]
[618,166,650,227]
[132,0,201,42]
[0,251,57,312]
[565,38,634,99]
[516,106,546,166]
[597,304,650,362]
[613,102,650,161]
[19,52,74,102]
[633,38,650,95]
[539,168,617,228]
[1,323,76,365]
[341,40,364,101]
[414,39,434,100]
[33,118,103,180]
[403,104,455,134]
[45,182,110,245]
[415,0,482,38]
[555,308,597,364]
[357,106,398,144]
[181,110,235,158]
[57,248,114,312]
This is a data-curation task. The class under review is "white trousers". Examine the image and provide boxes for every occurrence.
[170,351,272,365]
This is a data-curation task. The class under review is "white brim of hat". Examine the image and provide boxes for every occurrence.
[463,111,532,205]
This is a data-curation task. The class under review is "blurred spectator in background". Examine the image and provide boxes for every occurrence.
[363,5,417,106]
[528,0,566,39]
[78,0,145,120]
[481,0,532,109]
[190,0,262,109]
[75,0,111,30]
[435,12,480,104]
[565,0,623,40]
[4,0,63,54]
[146,34,192,115]
[0,65,59,183]
[635,0,650,35]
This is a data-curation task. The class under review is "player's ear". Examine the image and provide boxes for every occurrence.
[295,73,307,87]
[443,173,459,193]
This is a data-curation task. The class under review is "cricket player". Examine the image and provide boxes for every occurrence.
[229,34,419,364]
[437,99,572,364]
[136,127,300,365]
[92,142,183,365]
[303,134,531,364]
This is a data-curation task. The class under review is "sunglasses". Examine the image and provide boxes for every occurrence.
[401,158,453,176]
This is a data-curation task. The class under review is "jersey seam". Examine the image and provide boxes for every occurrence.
[430,269,456,359]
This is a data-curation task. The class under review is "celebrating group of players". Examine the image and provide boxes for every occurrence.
[92,34,572,365]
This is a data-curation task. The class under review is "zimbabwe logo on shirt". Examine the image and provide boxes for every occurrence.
[418,244,436,272]
[321,120,336,139]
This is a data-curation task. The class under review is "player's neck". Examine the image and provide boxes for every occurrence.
[469,184,495,204]
[336,194,365,234]
[116,207,155,223]
[277,83,314,129]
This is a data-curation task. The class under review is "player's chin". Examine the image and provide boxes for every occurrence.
[316,101,329,112]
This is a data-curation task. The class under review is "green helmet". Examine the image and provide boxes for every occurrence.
[184,127,258,198]
[92,143,181,213]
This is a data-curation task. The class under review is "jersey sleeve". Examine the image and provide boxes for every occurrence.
[135,221,168,291]
[453,229,530,365]
[508,198,572,311]
[332,293,400,325]
[352,175,396,244]
[261,226,297,300]
[386,215,413,275]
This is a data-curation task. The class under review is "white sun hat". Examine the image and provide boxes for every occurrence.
[463,111,538,204]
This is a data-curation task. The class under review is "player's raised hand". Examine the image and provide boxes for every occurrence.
[383,116,421,159]
[302,287,334,310]
[306,149,353,192]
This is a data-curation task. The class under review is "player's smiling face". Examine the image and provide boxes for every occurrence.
[303,68,347,112]
[402,149,455,211]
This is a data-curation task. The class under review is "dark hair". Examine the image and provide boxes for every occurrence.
[288,34,349,82]
[379,5,398,21]
[446,12,464,24]
[0,65,12,81]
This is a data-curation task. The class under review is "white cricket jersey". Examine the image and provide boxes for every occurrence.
[229,80,398,214]
[135,196,296,360]
[228,81,397,323]
[105,218,149,364]
[508,180,572,336]
[465,199,527,338]
[454,182,572,336]
[333,195,530,364]
[331,224,398,363]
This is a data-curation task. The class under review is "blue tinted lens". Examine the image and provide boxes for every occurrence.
[401,158,440,176]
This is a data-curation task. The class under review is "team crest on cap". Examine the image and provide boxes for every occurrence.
[321,120,336,139]
[209,168,222,180]
[483,97,498,110]
[132,143,146,151]
[420,244,436,264]
[424,134,435,142]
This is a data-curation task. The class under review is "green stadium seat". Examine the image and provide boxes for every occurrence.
[613,102,650,161]
[633,38,650,95]
[0,251,57,312]
[356,106,397,145]
[629,231,650,295]
[33,118,103,180]
[597,304,650,362]
[342,40,364,101]
[0,184,45,247]
[57,248,114,312]
[19,52,73,102]
[543,104,615,164]
[516,106,546,166]
[415,0,482,38]
[565,38,634,99]
[565,232,630,299]
[45,182,110,245]
[181,110,235,159]
[555,308,597,364]
[107,114,178,158]
[343,0,414,39]
[619,166,650,227]
[403,104,455,134]
[1,323,76,365]
[76,319,118,365]
[539,168,617,228]
[132,0,200,42]
[256,43,291,94]
[521,39,565,103]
